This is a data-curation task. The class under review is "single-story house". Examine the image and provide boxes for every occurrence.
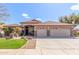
[19,19,73,38]
[73,25,79,32]
[3,19,74,38]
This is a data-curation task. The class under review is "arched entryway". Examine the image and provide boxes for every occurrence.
[24,25,34,36]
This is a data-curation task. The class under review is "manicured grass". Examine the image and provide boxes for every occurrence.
[0,38,27,49]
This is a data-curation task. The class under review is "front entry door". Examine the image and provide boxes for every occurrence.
[25,26,29,35]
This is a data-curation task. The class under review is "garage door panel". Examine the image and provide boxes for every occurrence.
[50,29,71,37]
[37,29,47,37]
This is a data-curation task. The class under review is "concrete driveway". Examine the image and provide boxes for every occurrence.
[35,38,79,55]
[36,38,79,49]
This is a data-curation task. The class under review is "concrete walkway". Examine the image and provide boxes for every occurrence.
[0,49,41,55]
[21,40,36,49]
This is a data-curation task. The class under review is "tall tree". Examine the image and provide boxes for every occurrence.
[0,4,10,24]
[59,13,79,26]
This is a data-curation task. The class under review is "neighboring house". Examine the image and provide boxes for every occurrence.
[73,25,79,33]
[0,24,5,28]
[20,19,73,38]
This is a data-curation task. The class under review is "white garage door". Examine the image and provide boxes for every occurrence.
[50,29,71,37]
[37,29,47,37]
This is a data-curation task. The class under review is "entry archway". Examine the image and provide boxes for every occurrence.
[25,25,34,36]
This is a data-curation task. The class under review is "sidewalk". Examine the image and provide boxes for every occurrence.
[0,49,79,55]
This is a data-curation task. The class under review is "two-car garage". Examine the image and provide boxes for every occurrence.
[36,28,72,38]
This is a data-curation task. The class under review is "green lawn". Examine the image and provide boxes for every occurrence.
[0,38,27,49]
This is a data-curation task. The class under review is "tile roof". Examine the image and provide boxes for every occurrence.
[4,24,20,27]
[20,19,73,25]
[20,19,41,24]
[40,21,73,25]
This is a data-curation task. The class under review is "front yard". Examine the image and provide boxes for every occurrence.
[0,38,27,49]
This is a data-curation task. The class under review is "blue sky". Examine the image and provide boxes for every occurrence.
[1,3,79,24]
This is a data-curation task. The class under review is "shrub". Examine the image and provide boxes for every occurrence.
[74,32,79,37]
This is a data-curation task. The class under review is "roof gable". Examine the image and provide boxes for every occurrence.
[20,19,41,24]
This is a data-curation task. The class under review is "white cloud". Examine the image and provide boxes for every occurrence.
[22,13,30,18]
[70,4,79,10]
[35,18,42,21]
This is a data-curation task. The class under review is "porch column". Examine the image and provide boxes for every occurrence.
[34,26,37,37]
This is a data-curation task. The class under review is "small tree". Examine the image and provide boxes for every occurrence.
[13,27,22,35]
[3,27,13,36]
